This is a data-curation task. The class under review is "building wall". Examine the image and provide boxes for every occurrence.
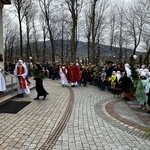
[0,8,4,66]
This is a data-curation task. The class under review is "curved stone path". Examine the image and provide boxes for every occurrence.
[53,84,150,150]
[95,99,150,140]
[0,78,150,150]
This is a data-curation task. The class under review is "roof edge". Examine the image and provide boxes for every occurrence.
[2,0,11,4]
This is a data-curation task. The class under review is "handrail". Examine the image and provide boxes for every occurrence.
[4,71,16,77]
[4,71,17,95]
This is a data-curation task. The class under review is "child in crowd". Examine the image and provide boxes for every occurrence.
[108,71,116,93]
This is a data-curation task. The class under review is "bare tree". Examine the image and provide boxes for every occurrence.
[53,3,70,64]
[83,8,92,63]
[123,31,132,61]
[3,10,19,62]
[60,4,69,64]
[31,16,40,60]
[24,1,37,62]
[107,5,117,53]
[88,0,109,64]
[39,0,56,63]
[65,0,83,63]
[25,14,31,61]
[140,0,150,66]
[4,28,19,62]
[12,0,32,58]
[142,31,150,66]
[39,13,48,63]
[116,4,125,62]
[125,0,148,54]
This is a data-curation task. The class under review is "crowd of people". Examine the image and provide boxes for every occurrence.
[58,62,150,115]
[1,55,150,114]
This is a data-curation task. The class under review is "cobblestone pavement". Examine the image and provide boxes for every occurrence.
[53,84,150,150]
[0,78,150,150]
[0,78,72,150]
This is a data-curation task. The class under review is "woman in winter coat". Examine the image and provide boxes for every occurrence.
[135,71,148,110]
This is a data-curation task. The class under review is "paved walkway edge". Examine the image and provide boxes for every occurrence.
[95,99,150,140]
[40,86,74,150]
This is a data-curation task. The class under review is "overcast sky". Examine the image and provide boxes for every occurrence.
[3,0,145,52]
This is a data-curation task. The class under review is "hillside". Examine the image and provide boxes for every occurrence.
[30,40,143,63]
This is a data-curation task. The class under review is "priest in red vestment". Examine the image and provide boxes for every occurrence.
[14,59,30,97]
[67,62,79,87]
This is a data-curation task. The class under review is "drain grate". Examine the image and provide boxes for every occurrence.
[0,101,31,114]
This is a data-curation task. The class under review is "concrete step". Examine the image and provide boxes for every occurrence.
[0,76,35,105]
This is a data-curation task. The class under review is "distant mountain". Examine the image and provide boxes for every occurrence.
[76,41,142,57]
[33,40,143,62]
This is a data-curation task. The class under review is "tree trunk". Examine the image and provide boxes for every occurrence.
[144,47,150,67]
[19,17,23,58]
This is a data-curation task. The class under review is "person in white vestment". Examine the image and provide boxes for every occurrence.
[14,59,30,97]
[0,53,6,93]
[59,64,68,86]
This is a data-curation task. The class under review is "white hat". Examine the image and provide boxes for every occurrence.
[140,71,146,77]
[112,71,116,74]
[141,65,145,69]
[18,59,23,64]
[124,63,130,68]
[117,71,121,74]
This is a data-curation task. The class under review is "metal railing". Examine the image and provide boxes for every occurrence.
[4,71,17,95]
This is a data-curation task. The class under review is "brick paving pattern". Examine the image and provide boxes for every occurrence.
[53,84,150,150]
[0,78,150,150]
[0,78,71,150]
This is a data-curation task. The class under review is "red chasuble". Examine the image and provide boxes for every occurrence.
[17,66,26,89]
[68,64,79,82]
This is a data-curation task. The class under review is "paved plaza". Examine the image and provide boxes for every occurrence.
[0,77,150,150]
